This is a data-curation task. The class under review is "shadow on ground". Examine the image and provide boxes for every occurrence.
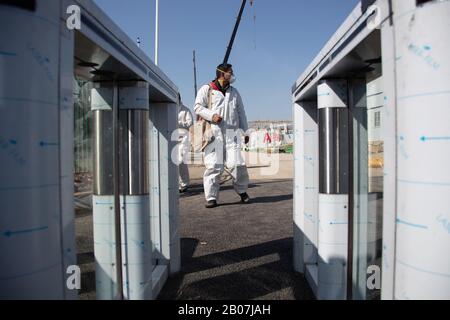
[159,178,314,300]
[159,237,314,300]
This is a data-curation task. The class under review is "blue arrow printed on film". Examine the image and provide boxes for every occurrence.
[3,226,48,237]
[421,136,450,142]
[39,141,59,147]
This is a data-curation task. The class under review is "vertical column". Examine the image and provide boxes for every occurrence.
[149,106,162,265]
[392,0,450,300]
[379,0,398,300]
[149,102,180,275]
[166,103,181,274]
[119,83,152,300]
[317,80,349,300]
[0,1,75,299]
[91,84,117,300]
[293,101,319,275]
[349,79,370,300]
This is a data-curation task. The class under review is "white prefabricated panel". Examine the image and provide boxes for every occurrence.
[149,111,162,265]
[392,0,450,300]
[293,103,304,273]
[167,103,181,274]
[92,195,118,300]
[293,101,319,273]
[318,194,348,300]
[0,1,75,299]
[149,103,180,274]
[120,195,152,300]
[317,80,348,109]
[93,195,152,300]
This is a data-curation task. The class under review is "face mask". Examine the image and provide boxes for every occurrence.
[217,68,235,84]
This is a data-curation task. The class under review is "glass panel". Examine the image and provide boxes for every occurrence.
[74,77,93,175]
[73,76,95,299]
[352,71,384,300]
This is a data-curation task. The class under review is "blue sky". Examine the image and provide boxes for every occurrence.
[94,0,359,121]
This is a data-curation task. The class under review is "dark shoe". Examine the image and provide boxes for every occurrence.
[240,193,250,204]
[179,187,188,194]
[205,200,218,208]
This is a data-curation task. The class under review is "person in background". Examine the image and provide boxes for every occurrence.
[178,94,193,193]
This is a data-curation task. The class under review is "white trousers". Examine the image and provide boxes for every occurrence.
[203,128,249,201]
[178,135,190,189]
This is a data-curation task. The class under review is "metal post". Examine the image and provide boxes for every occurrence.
[92,81,124,300]
[119,83,152,300]
[346,82,354,300]
[112,80,124,300]
[317,80,349,300]
[155,0,159,66]
[193,50,198,97]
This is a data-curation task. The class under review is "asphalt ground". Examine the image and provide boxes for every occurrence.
[158,178,314,300]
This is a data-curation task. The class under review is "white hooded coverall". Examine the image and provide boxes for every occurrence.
[178,104,193,189]
[194,83,249,201]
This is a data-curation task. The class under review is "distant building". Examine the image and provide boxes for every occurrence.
[247,121,294,151]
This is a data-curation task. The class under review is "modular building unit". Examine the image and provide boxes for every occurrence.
[292,0,450,300]
[0,0,180,299]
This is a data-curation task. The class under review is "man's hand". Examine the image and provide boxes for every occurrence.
[245,136,250,144]
[212,114,223,124]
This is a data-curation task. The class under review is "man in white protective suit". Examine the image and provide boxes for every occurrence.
[194,63,250,208]
[178,94,194,193]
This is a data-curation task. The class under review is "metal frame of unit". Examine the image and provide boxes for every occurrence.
[292,0,450,300]
[0,0,180,299]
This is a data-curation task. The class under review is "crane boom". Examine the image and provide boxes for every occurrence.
[223,0,247,64]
